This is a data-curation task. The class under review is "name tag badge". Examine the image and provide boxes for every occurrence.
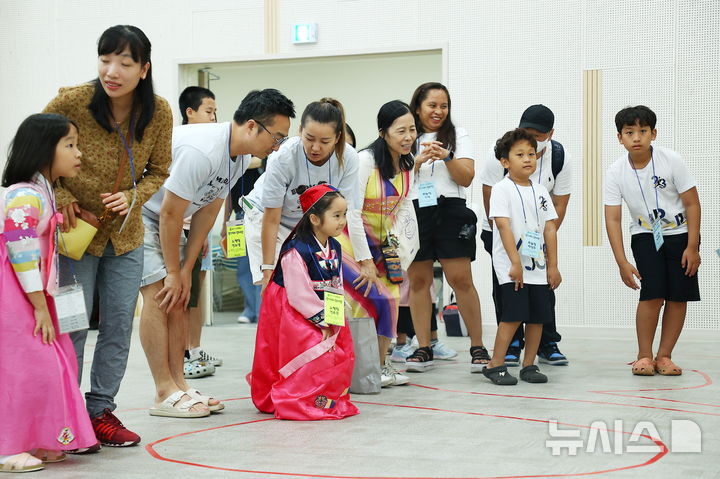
[520,230,542,258]
[54,284,89,334]
[323,287,345,326]
[651,217,664,251]
[226,219,246,258]
[418,182,437,208]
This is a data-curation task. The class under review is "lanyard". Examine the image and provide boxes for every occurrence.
[114,120,137,233]
[304,149,332,187]
[509,178,540,227]
[39,175,78,285]
[227,123,244,206]
[306,238,333,281]
[629,150,660,222]
[379,169,406,236]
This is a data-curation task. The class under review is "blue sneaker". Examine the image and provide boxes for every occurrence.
[505,340,521,367]
[390,342,416,363]
[537,342,569,366]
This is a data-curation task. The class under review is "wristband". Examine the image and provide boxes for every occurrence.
[442,151,455,162]
[260,264,275,271]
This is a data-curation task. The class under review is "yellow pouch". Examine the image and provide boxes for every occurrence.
[58,218,98,260]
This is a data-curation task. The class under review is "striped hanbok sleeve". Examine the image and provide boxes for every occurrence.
[3,186,45,292]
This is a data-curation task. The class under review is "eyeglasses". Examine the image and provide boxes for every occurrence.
[255,119,288,147]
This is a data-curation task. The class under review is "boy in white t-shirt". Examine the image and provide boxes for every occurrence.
[604,106,701,377]
[484,129,562,385]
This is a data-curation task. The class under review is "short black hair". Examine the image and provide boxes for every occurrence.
[494,128,538,160]
[179,86,215,125]
[345,123,356,148]
[2,113,78,187]
[233,88,295,126]
[615,105,657,133]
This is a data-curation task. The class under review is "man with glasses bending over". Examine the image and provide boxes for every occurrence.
[138,89,295,418]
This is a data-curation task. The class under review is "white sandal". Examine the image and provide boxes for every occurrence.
[186,388,225,412]
[148,390,210,418]
[0,453,44,473]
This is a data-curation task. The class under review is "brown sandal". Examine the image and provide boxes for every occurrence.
[655,357,682,376]
[630,357,655,376]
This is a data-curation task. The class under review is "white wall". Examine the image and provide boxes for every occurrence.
[180,49,442,147]
[1,0,718,329]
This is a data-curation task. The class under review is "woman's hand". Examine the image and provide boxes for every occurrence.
[100,191,130,216]
[33,307,56,345]
[353,259,381,297]
[60,202,81,233]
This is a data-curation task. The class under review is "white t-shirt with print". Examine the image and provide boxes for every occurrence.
[245,136,361,230]
[409,126,474,201]
[490,177,558,285]
[480,141,572,231]
[603,145,696,236]
[143,122,250,220]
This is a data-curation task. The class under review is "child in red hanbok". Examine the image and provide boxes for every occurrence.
[249,184,358,420]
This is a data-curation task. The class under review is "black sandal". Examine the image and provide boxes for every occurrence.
[470,346,491,373]
[405,346,434,372]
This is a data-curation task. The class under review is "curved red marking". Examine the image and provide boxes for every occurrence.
[145,399,667,478]
[409,369,720,417]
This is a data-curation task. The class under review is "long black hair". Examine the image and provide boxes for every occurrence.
[409,82,456,154]
[2,114,78,187]
[300,98,347,168]
[89,25,155,142]
[365,100,415,180]
[294,190,345,244]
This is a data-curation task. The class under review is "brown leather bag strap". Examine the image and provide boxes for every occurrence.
[111,120,135,194]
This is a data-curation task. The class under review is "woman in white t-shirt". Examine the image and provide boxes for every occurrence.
[404,82,490,372]
[243,98,380,293]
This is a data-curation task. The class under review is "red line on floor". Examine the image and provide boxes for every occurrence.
[145,400,667,479]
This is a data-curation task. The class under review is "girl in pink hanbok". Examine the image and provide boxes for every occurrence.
[249,184,358,420]
[0,114,97,473]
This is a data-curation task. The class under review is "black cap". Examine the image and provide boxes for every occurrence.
[518,104,554,133]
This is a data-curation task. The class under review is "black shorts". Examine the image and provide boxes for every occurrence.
[413,197,478,262]
[498,283,552,324]
[631,233,700,302]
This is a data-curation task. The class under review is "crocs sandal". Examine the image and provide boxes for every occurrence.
[470,346,491,373]
[27,449,66,463]
[0,453,44,473]
[519,365,548,383]
[149,390,210,418]
[481,365,518,385]
[186,388,225,412]
[630,357,655,376]
[405,346,434,372]
[655,357,682,376]
[183,358,215,379]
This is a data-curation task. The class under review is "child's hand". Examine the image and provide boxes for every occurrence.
[619,261,641,290]
[33,308,56,345]
[681,247,701,277]
[321,327,332,341]
[547,266,562,290]
[509,262,524,291]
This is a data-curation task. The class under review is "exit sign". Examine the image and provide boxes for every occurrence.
[292,23,318,44]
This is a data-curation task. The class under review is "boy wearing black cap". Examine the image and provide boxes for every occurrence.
[480,105,572,366]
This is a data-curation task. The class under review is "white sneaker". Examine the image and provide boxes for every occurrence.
[237,315,251,324]
[380,366,395,388]
[432,340,458,360]
[390,342,416,363]
[382,362,410,386]
[199,350,223,367]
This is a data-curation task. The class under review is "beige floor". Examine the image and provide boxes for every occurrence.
[43,313,720,479]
